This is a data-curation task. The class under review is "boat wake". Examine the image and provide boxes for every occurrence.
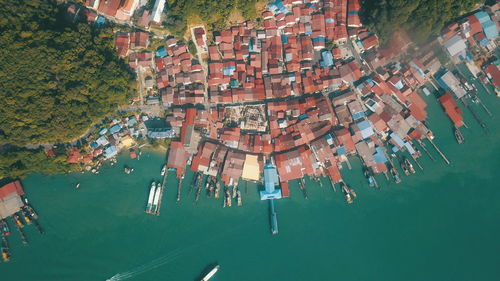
[106,248,185,281]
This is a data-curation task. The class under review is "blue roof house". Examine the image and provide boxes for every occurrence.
[104,145,118,159]
[96,135,109,147]
[320,50,334,68]
[482,20,498,39]
[260,164,282,200]
[223,66,236,76]
[358,120,374,139]
[156,47,167,58]
[268,0,289,15]
[109,124,122,134]
[373,147,388,163]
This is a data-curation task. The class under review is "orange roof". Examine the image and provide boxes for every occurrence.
[0,181,24,199]
[438,93,464,128]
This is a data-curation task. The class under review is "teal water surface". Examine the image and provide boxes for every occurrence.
[2,90,500,281]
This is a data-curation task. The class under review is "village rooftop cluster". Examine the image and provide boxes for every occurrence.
[61,0,500,204]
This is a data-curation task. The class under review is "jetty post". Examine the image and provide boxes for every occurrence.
[260,163,283,235]
[426,137,450,165]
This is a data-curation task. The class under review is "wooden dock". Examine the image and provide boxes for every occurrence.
[154,171,168,216]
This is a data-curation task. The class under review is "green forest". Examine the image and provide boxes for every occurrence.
[0,0,134,178]
[163,0,260,37]
[0,148,76,179]
[361,0,484,45]
[0,0,134,146]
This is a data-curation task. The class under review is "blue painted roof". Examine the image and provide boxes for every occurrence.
[373,147,388,163]
[230,79,239,88]
[358,120,371,130]
[312,37,326,43]
[320,50,334,68]
[281,35,288,44]
[336,146,346,156]
[347,11,359,15]
[223,66,236,76]
[127,117,137,127]
[109,124,121,134]
[104,145,118,158]
[366,78,375,87]
[482,20,498,39]
[409,61,425,76]
[264,164,279,194]
[358,120,374,138]
[390,132,405,147]
[474,11,490,24]
[99,128,108,135]
[156,47,167,58]
[404,142,416,154]
[352,111,365,121]
[298,113,309,121]
[268,0,289,14]
[95,16,106,26]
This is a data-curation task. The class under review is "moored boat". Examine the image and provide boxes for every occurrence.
[21,210,31,224]
[404,158,416,174]
[236,189,242,206]
[0,220,10,236]
[400,159,410,176]
[1,246,9,262]
[348,186,357,199]
[214,182,220,199]
[146,182,156,213]
[299,178,308,199]
[201,264,220,281]
[13,214,23,228]
[364,168,375,187]
[454,126,464,144]
[152,183,162,214]
[390,167,401,184]
[160,165,167,177]
[340,182,353,204]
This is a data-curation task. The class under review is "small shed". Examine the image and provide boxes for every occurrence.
[0,181,25,219]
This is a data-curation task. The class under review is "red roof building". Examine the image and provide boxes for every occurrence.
[167,141,189,178]
[484,64,500,88]
[115,33,130,57]
[438,93,464,128]
[97,0,121,17]
[0,181,24,199]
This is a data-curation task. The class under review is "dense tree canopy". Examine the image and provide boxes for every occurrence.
[0,148,75,179]
[361,0,484,45]
[164,0,260,37]
[0,0,134,146]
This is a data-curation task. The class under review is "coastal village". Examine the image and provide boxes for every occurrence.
[2,0,500,260]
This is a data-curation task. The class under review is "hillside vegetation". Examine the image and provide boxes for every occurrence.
[0,0,134,146]
[361,0,484,45]
[164,0,261,37]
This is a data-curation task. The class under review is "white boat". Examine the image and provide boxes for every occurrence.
[201,265,220,281]
[76,183,80,189]
[152,183,162,213]
[160,165,166,176]
[146,182,156,213]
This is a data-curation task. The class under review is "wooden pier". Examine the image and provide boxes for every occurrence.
[13,218,28,246]
[417,139,436,162]
[460,97,487,129]
[427,137,450,165]
[154,170,168,216]
[176,175,183,202]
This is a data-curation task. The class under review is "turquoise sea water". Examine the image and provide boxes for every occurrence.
[2,83,500,280]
